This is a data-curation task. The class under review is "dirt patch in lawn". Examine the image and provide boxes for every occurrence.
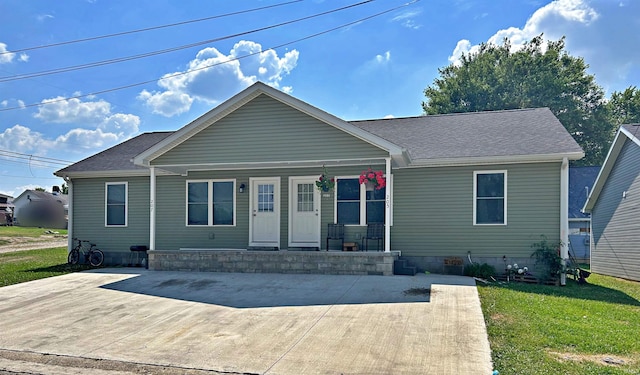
[549,350,637,367]
[0,235,67,254]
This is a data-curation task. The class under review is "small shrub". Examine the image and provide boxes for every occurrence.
[530,235,562,283]
[464,262,496,279]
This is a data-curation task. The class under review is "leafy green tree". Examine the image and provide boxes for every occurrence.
[607,86,640,126]
[34,187,46,192]
[423,35,615,166]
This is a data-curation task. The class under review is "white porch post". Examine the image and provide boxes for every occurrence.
[65,178,73,254]
[560,157,569,286]
[384,157,391,252]
[149,167,156,251]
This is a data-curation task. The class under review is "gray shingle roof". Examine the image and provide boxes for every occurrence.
[569,166,600,219]
[56,132,173,175]
[350,108,583,162]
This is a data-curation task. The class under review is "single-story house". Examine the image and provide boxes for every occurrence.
[55,82,583,275]
[13,189,68,229]
[583,124,640,281]
[568,166,600,262]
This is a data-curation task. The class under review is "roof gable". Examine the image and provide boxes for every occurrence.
[583,124,640,212]
[133,82,405,169]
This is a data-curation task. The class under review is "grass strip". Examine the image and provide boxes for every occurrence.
[480,273,640,374]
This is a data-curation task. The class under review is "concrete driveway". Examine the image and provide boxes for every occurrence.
[0,270,492,374]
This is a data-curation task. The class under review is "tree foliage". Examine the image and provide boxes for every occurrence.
[607,86,640,126]
[422,35,615,166]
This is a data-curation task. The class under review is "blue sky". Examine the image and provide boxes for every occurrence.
[0,0,638,197]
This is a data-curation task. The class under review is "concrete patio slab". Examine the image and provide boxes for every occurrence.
[0,269,492,374]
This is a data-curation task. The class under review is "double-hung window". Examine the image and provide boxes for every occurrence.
[105,182,127,227]
[335,177,387,225]
[474,171,507,225]
[187,180,235,226]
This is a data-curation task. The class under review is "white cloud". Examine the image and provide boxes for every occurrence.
[0,124,121,156]
[0,42,28,64]
[391,9,423,29]
[138,40,299,117]
[34,96,139,138]
[447,0,640,93]
[36,14,54,22]
[449,0,599,65]
[375,51,391,64]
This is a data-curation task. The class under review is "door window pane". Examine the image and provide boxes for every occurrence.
[297,183,314,212]
[258,184,274,212]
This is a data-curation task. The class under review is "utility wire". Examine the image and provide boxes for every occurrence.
[0,0,374,83]
[0,0,302,56]
[0,0,417,113]
[0,149,74,165]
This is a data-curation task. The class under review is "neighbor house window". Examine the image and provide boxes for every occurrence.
[186,180,235,226]
[474,171,506,225]
[105,182,127,226]
[335,177,388,225]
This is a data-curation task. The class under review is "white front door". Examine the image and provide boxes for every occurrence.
[249,177,280,248]
[289,177,321,248]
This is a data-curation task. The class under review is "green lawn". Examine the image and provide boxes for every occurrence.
[0,247,91,287]
[479,273,640,374]
[0,226,68,237]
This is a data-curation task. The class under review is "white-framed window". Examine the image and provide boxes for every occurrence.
[186,179,235,226]
[473,171,507,225]
[335,177,389,225]
[105,182,127,227]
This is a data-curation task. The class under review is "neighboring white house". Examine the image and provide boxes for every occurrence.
[13,188,68,229]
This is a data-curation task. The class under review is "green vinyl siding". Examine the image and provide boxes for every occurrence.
[154,166,378,250]
[151,94,388,166]
[389,162,561,257]
[71,177,150,255]
[591,139,640,281]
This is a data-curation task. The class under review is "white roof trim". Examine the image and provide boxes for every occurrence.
[54,169,178,179]
[400,151,584,168]
[582,126,639,212]
[133,82,404,167]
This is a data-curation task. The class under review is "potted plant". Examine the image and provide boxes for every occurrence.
[315,166,335,192]
[359,168,386,191]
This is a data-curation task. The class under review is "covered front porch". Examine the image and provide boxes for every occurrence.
[148,248,399,276]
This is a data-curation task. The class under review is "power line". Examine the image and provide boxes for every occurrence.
[0,1,417,113]
[0,0,303,56]
[0,0,374,83]
[0,149,74,166]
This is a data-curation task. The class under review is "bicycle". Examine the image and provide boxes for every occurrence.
[68,238,104,267]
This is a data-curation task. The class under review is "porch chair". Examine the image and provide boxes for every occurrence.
[362,223,384,251]
[326,223,345,251]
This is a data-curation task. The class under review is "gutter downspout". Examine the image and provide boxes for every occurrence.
[150,167,156,251]
[384,157,391,252]
[560,158,569,286]
[65,177,73,255]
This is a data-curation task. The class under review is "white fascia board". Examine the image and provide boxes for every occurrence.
[134,82,404,167]
[582,128,632,212]
[400,152,584,169]
[54,168,177,179]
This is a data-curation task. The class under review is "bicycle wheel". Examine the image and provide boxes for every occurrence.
[89,249,104,267]
[68,249,80,265]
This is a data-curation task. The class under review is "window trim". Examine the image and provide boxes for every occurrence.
[105,182,128,227]
[473,170,507,226]
[185,179,236,227]
[334,175,392,226]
